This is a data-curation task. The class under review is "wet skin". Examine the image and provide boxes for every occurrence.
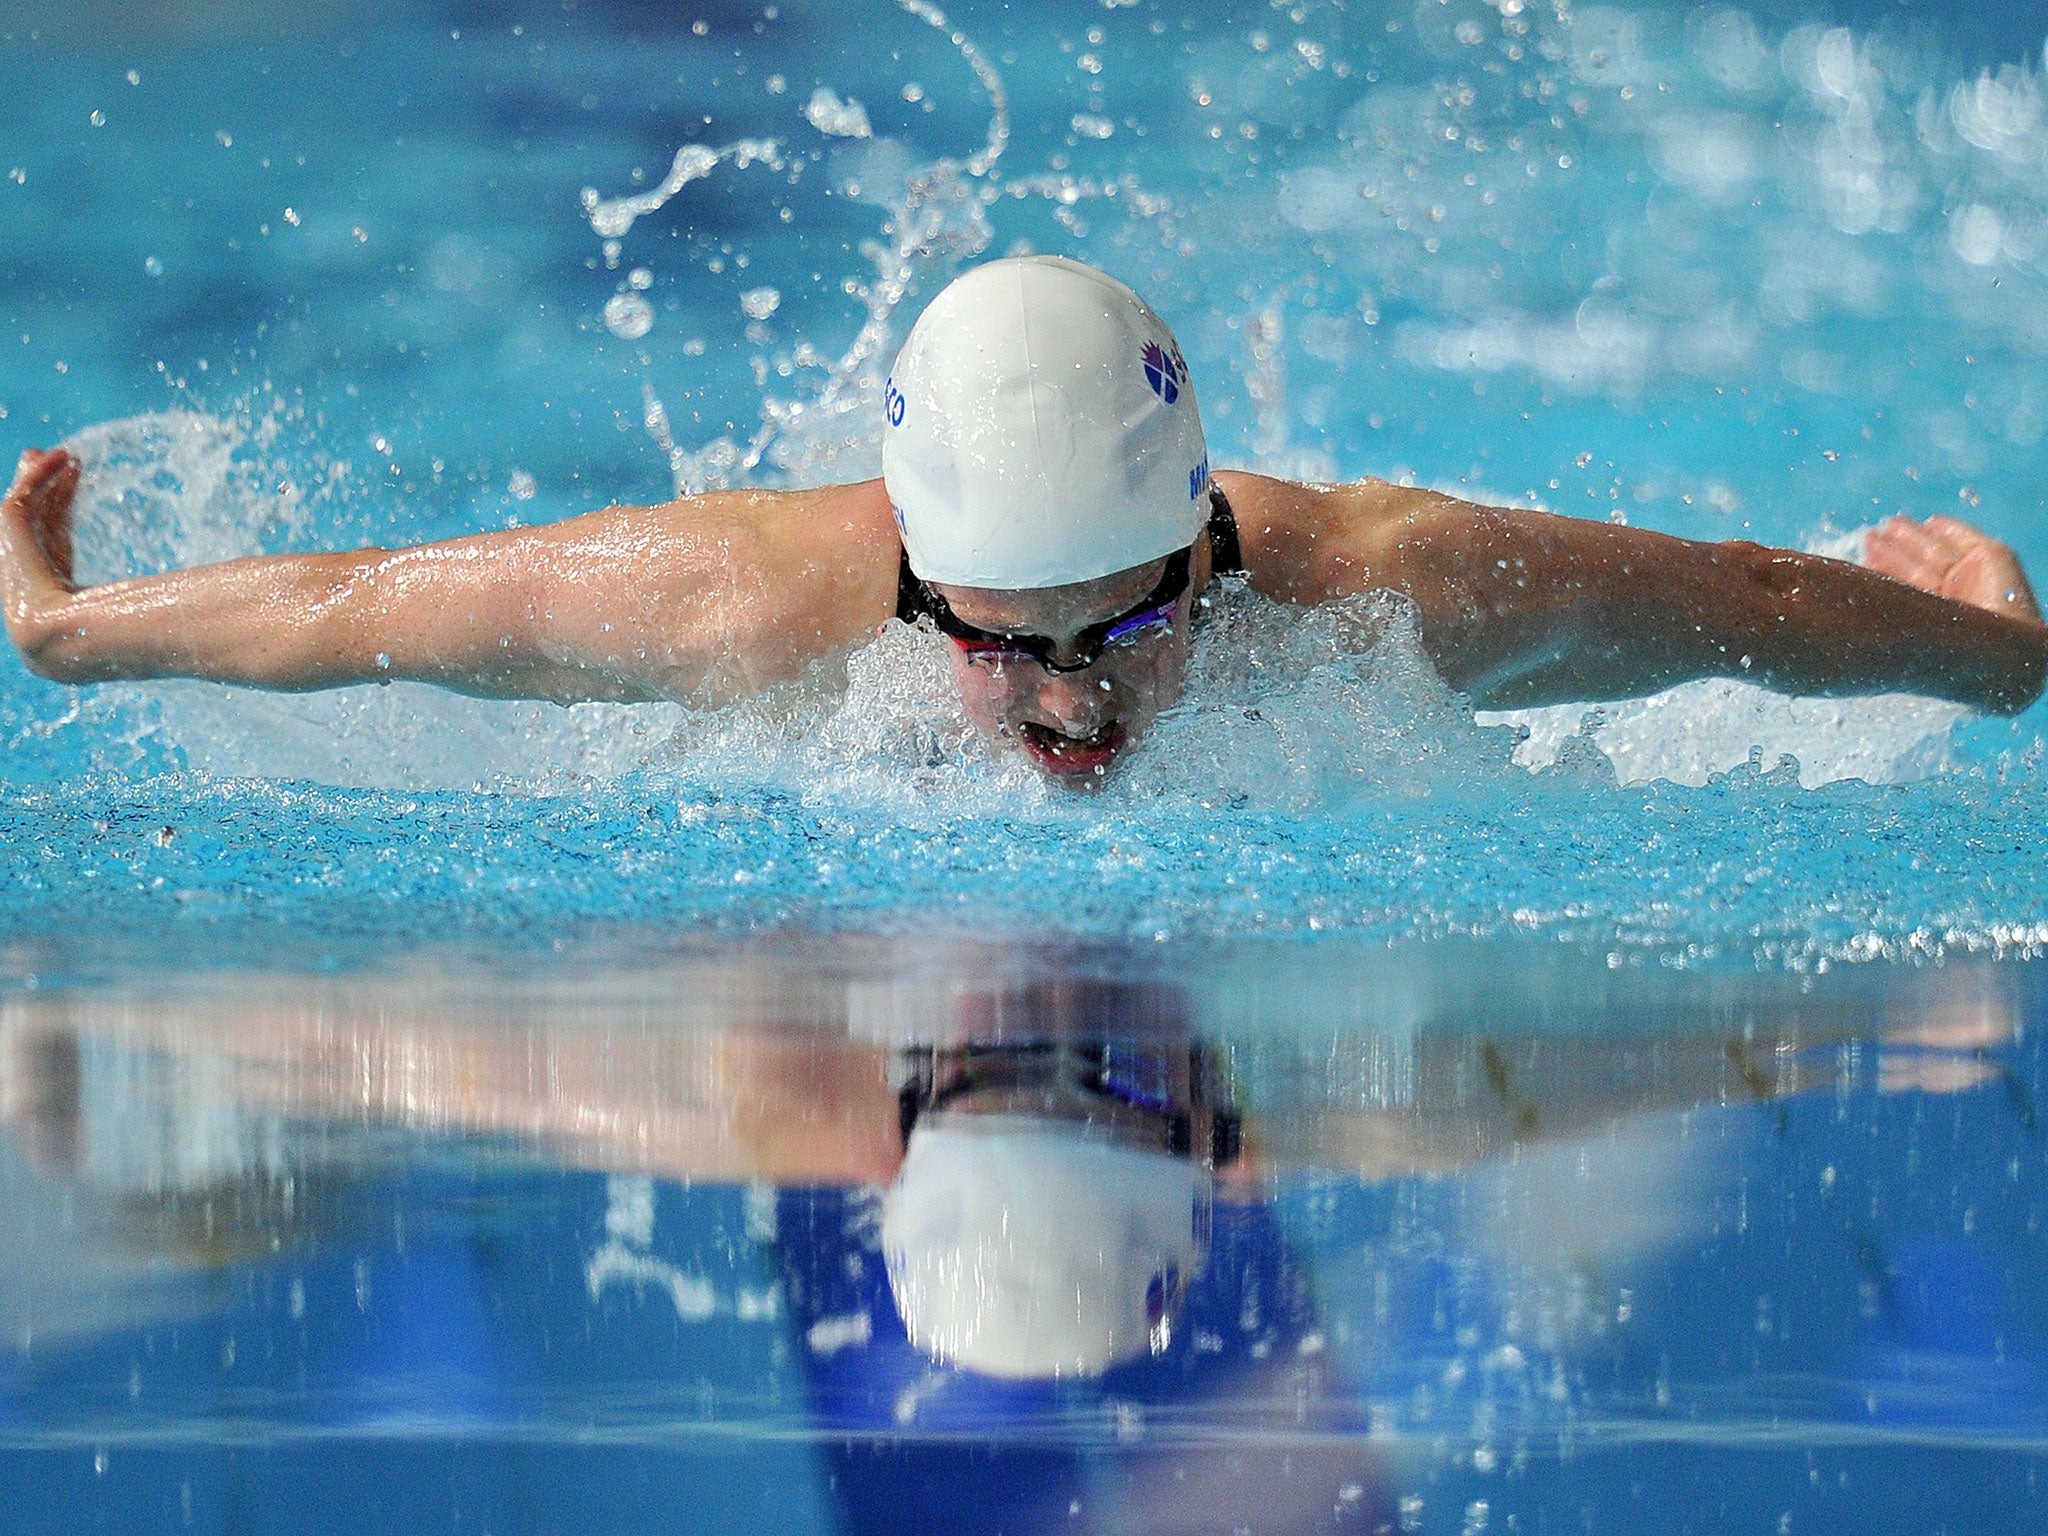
[930,540,1211,784]
[7,449,2046,779]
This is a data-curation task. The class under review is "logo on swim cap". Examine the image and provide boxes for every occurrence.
[884,377,907,426]
[1141,340,1185,405]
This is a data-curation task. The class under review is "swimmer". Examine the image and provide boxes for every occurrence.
[3,256,2043,783]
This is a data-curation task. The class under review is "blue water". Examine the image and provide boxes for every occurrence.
[8,0,2048,1530]
[0,957,2044,1535]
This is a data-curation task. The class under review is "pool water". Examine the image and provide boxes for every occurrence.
[2,952,2045,1535]
[5,0,2048,1529]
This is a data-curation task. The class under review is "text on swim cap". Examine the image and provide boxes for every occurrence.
[1189,456,1209,501]
[884,377,906,426]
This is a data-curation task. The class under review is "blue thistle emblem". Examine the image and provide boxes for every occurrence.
[1141,340,1185,404]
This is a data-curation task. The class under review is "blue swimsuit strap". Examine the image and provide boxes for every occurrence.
[893,485,1244,625]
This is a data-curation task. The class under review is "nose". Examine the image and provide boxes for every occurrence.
[1035,669,1111,733]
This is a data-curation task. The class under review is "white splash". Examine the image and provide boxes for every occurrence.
[58,412,684,791]
[579,138,782,244]
[804,86,872,138]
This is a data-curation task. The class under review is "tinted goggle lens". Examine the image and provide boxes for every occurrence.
[921,545,1192,673]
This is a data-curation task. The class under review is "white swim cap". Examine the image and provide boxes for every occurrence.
[881,1113,1208,1379]
[882,256,1211,590]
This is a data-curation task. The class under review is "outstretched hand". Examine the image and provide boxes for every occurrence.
[0,447,87,674]
[1865,512,2042,628]
[1,448,80,625]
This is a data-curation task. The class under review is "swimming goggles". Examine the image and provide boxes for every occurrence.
[896,1039,1242,1167]
[906,545,1192,674]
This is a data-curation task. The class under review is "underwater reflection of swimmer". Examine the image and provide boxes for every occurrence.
[2,973,2027,1533]
[5,257,2044,787]
[0,1015,350,1358]
[2,974,2019,1292]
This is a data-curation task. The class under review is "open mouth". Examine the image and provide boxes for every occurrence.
[1017,720,1126,777]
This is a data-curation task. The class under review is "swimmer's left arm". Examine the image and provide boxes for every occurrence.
[1220,473,2048,713]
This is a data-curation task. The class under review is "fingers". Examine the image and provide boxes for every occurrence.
[10,446,65,484]
[1863,516,1948,587]
[6,448,76,516]
[1866,511,2042,625]
[0,448,80,595]
[1874,512,2008,567]
[1879,1050,1999,1097]
[1868,514,1983,582]
[1922,513,2000,564]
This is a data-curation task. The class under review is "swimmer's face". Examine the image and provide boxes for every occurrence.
[929,555,1194,784]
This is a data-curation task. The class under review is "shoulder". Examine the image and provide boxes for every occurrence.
[638,478,896,548]
[1212,470,1436,603]
[646,477,902,649]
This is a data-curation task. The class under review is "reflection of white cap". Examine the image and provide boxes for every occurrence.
[882,1113,1208,1379]
[882,256,1211,590]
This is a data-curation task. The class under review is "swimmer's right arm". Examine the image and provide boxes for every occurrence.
[0,449,901,704]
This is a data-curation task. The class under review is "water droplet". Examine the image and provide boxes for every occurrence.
[374,652,391,670]
[89,109,106,127]
[604,291,655,340]
[628,266,653,291]
[508,469,537,500]
[143,255,163,277]
[125,69,140,85]
[215,129,232,148]
[283,206,300,226]
[739,287,781,320]
[804,87,871,138]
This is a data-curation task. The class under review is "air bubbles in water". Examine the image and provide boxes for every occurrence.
[508,469,537,500]
[739,287,781,321]
[604,292,655,340]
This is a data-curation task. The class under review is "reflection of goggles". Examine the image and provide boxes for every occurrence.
[895,1039,1242,1168]
[899,544,1192,674]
